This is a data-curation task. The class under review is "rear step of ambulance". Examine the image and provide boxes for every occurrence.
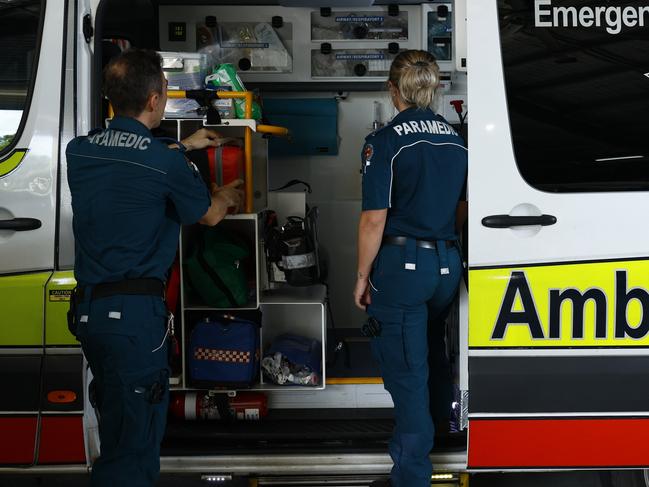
[162,408,466,453]
[160,409,467,479]
[250,474,469,486]
[163,411,393,453]
[150,472,469,486]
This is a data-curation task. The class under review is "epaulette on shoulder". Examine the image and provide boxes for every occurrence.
[365,122,393,140]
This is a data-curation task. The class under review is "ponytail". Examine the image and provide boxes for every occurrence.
[388,50,440,110]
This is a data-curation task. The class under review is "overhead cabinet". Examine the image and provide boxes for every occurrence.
[423,2,460,72]
[158,4,423,83]
[195,19,294,74]
[311,47,401,79]
[310,9,410,41]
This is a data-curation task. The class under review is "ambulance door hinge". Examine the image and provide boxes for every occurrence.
[83,14,94,43]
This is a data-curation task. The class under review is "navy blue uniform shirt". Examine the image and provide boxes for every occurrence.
[361,107,468,240]
[66,116,211,285]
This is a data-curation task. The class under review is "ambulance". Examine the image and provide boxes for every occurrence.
[1,0,648,485]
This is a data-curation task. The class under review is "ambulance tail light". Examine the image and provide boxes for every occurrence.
[47,390,77,404]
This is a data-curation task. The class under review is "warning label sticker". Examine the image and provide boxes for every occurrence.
[49,289,72,302]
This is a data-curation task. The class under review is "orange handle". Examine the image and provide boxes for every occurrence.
[256,124,289,137]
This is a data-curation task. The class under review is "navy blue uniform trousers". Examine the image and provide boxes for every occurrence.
[76,293,170,487]
[428,298,456,431]
[368,242,462,487]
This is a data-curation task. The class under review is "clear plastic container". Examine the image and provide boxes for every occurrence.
[196,21,293,73]
[160,51,209,90]
[311,48,400,78]
[311,10,409,41]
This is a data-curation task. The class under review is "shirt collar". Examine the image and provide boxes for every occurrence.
[107,116,153,136]
[391,107,434,125]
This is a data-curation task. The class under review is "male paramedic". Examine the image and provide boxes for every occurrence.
[354,50,467,487]
[66,48,243,487]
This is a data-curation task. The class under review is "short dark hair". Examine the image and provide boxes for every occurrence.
[102,48,163,117]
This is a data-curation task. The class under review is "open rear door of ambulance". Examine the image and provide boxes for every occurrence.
[0,0,70,467]
[467,0,649,470]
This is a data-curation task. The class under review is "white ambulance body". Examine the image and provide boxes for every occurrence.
[1,0,649,484]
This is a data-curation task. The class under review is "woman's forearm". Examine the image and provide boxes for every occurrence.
[357,210,388,280]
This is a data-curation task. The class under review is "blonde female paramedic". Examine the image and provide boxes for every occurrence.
[354,50,468,487]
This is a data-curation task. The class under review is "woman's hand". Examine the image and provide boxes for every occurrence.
[354,275,372,311]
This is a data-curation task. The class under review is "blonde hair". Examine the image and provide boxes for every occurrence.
[389,50,440,110]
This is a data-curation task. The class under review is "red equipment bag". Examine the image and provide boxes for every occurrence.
[185,144,245,206]
[206,145,244,187]
[165,257,181,363]
[166,257,181,314]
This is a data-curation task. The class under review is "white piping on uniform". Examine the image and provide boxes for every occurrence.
[67,153,167,175]
[151,312,174,353]
[151,326,169,353]
[388,141,467,207]
[369,276,379,292]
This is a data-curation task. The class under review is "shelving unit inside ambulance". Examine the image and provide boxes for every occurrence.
[144,90,326,393]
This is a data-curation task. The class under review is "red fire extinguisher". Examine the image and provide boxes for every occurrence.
[170,391,268,421]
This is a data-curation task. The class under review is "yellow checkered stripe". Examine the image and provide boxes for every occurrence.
[194,347,251,363]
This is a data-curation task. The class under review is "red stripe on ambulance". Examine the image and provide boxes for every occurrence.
[38,416,85,464]
[0,417,37,464]
[469,418,649,468]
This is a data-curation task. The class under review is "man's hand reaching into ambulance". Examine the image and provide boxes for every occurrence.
[180,128,223,152]
[199,179,244,226]
[212,180,244,212]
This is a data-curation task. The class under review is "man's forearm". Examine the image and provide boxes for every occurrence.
[199,194,230,226]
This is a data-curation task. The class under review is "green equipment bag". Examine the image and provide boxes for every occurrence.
[186,227,250,308]
[206,63,262,120]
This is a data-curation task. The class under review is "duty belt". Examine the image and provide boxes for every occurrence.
[77,278,165,301]
[382,235,455,250]
[382,236,456,274]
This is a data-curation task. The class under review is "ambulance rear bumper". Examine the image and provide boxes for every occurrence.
[0,451,466,475]
[165,451,467,475]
